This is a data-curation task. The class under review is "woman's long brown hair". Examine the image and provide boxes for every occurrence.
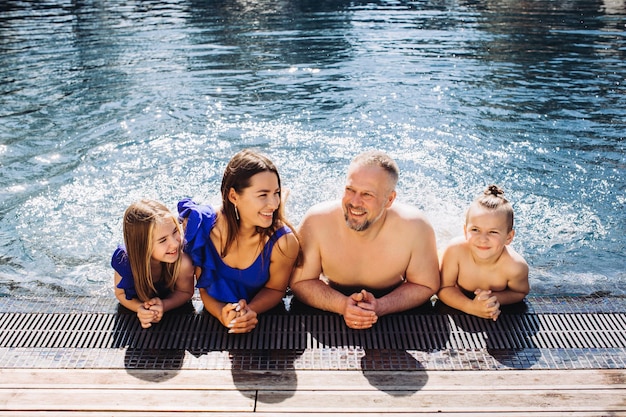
[219,149,301,265]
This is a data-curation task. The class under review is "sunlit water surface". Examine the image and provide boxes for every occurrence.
[0,0,624,297]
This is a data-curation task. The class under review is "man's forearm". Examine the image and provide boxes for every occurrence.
[377,282,434,316]
[291,279,345,314]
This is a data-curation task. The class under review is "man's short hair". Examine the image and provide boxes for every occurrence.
[350,150,399,189]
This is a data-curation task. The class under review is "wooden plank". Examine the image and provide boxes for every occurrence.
[256,389,626,413]
[0,412,619,417]
[1,369,624,415]
[8,388,618,414]
[0,389,255,412]
[1,368,624,391]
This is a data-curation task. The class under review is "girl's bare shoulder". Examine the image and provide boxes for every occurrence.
[179,252,196,278]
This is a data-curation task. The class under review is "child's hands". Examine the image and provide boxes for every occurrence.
[145,298,164,323]
[227,300,258,334]
[137,304,156,328]
[473,289,501,321]
[136,298,164,328]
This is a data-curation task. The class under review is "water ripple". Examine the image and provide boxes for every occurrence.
[0,0,624,296]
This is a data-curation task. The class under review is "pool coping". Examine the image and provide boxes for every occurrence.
[1,295,625,372]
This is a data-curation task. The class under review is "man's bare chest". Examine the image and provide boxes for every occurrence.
[320,242,408,285]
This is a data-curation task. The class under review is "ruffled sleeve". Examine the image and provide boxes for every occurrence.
[177,198,218,290]
[111,245,137,300]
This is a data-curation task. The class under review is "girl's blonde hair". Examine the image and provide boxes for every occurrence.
[123,199,182,302]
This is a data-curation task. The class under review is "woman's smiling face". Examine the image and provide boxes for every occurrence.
[232,170,281,229]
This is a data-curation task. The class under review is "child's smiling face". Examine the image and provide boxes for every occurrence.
[464,205,514,261]
[151,217,182,264]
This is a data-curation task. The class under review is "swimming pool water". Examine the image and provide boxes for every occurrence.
[0,0,624,297]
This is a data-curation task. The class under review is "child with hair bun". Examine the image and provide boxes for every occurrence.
[437,185,529,321]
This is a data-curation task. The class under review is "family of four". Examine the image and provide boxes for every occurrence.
[112,149,529,332]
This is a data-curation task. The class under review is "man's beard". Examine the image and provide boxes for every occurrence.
[344,205,384,232]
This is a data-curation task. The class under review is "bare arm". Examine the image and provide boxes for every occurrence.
[113,272,157,328]
[113,272,144,312]
[438,245,477,312]
[491,258,530,305]
[289,208,346,312]
[291,276,353,315]
[289,208,326,306]
[247,232,300,314]
[372,216,440,316]
[370,281,434,316]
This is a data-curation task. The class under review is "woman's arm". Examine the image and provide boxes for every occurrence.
[248,232,300,314]
[199,288,239,330]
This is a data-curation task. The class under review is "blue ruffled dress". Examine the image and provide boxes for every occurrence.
[177,198,291,304]
[111,245,171,300]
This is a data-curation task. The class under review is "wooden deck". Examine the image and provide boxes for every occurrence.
[1,368,625,415]
[1,295,625,415]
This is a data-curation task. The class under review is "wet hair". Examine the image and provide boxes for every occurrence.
[350,150,399,191]
[467,184,515,232]
[220,149,301,264]
[122,199,181,302]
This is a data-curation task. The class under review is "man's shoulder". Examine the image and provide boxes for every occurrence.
[385,203,436,249]
[304,200,341,218]
[389,202,431,225]
[298,200,341,234]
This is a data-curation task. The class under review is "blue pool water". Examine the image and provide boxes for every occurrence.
[0,0,624,297]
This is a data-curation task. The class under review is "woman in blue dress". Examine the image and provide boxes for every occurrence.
[178,149,301,333]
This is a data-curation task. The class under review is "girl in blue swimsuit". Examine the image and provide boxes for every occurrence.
[112,200,195,328]
[179,150,301,333]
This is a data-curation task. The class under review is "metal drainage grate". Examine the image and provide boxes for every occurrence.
[0,312,624,351]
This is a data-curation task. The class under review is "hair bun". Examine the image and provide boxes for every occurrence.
[484,184,504,197]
